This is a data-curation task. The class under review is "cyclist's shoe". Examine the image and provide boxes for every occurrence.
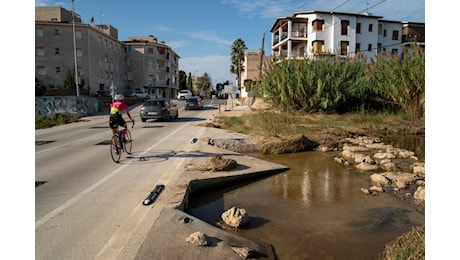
[122,138,127,143]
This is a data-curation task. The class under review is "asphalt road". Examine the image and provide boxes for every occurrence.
[35,99,225,260]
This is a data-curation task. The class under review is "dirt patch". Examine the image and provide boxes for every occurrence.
[185,154,238,171]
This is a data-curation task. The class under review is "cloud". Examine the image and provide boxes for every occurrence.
[179,56,236,85]
[188,31,234,47]
[167,40,189,50]
[221,0,300,19]
[221,0,425,22]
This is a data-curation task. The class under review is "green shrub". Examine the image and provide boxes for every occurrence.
[36,113,78,129]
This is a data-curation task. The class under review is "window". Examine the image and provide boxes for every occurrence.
[98,36,102,45]
[126,58,132,67]
[56,67,61,73]
[36,47,45,56]
[383,30,387,37]
[76,30,82,39]
[340,41,349,55]
[148,48,154,54]
[126,46,132,52]
[368,24,373,32]
[36,28,44,37]
[377,43,382,53]
[356,43,361,53]
[312,20,324,32]
[341,20,349,35]
[312,40,324,53]
[378,24,383,35]
[148,62,154,69]
[392,30,399,40]
[367,44,372,52]
[77,48,83,57]
[392,49,398,55]
[37,66,46,76]
[356,23,361,34]
[105,71,109,79]
[55,48,60,55]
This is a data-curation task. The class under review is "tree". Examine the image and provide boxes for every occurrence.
[230,38,247,88]
[62,68,84,90]
[178,70,187,90]
[35,78,46,96]
[187,72,193,90]
[197,72,212,97]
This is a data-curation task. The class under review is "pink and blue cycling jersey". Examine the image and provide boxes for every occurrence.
[110,101,128,115]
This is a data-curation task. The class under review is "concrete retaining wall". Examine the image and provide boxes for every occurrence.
[35,96,102,118]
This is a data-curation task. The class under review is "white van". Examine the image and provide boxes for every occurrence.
[177,89,192,100]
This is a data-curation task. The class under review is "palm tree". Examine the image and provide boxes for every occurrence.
[230,38,247,88]
[197,72,212,97]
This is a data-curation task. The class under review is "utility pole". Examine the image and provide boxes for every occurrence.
[259,33,265,80]
[72,0,79,96]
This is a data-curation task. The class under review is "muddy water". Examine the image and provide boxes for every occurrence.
[187,148,425,259]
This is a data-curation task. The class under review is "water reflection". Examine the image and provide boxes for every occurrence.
[188,151,424,259]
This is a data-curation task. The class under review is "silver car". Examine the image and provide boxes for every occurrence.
[140,98,179,122]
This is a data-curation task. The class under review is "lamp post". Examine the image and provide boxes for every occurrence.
[72,0,79,96]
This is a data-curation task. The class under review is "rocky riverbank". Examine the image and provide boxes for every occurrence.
[202,102,425,214]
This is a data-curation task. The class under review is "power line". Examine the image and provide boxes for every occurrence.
[358,0,386,14]
[330,0,351,12]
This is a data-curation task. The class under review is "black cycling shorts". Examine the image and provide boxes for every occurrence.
[109,113,126,129]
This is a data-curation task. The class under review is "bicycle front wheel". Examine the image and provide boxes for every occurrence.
[124,130,133,154]
[110,135,122,163]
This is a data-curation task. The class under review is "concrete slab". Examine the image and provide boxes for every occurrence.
[133,126,288,259]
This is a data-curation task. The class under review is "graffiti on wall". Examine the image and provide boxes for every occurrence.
[35,96,101,117]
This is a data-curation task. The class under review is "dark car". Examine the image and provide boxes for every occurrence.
[140,98,178,122]
[95,90,111,97]
[184,96,203,110]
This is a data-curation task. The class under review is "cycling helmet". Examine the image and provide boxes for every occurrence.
[115,94,124,100]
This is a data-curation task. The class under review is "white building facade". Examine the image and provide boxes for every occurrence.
[270,11,405,62]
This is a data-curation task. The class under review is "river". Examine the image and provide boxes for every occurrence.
[187,135,425,259]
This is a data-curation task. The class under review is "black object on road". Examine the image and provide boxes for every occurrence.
[143,184,165,205]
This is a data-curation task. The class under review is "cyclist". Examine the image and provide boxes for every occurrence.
[109,94,134,141]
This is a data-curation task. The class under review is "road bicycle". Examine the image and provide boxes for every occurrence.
[110,121,134,163]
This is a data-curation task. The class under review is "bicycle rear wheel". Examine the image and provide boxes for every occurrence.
[110,135,122,163]
[124,130,133,154]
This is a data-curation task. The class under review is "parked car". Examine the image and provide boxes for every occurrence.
[130,91,150,98]
[177,89,192,100]
[184,96,203,110]
[95,90,111,97]
[140,98,179,122]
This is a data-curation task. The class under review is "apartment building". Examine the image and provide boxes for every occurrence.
[239,50,271,97]
[270,10,424,61]
[123,36,180,98]
[35,6,180,98]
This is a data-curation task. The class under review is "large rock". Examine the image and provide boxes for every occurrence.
[221,206,250,228]
[186,231,210,246]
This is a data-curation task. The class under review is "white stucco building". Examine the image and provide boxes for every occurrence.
[270,10,418,62]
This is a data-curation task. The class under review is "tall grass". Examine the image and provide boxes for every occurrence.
[260,45,424,119]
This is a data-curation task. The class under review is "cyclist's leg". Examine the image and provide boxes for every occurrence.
[118,116,127,140]
[109,115,120,149]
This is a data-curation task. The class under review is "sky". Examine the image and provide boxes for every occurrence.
[34,0,425,86]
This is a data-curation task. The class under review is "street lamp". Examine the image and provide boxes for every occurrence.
[72,0,79,96]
